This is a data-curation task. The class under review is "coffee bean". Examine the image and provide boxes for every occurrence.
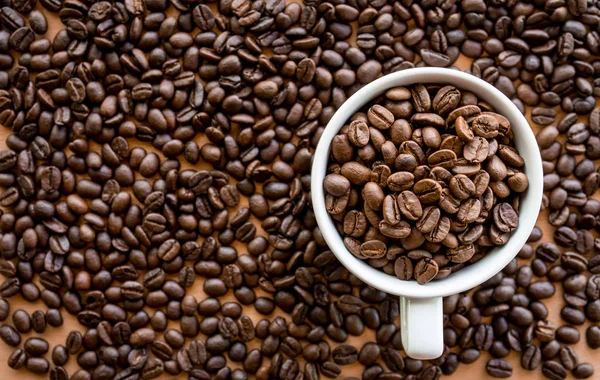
[0,324,20,346]
[559,346,578,370]
[521,345,541,370]
[24,337,49,356]
[52,345,68,366]
[12,309,31,333]
[414,258,439,285]
[26,357,49,374]
[532,108,557,125]
[573,363,594,379]
[459,348,480,364]
[542,361,567,380]
[368,105,395,130]
[556,325,580,344]
[586,325,600,348]
[394,256,413,280]
[332,344,358,365]
[30,310,46,333]
[0,299,8,321]
[29,10,47,34]
[66,331,83,354]
[486,358,513,378]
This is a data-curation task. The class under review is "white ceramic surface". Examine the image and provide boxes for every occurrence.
[310,67,543,359]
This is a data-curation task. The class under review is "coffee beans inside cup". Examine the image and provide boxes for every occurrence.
[325,84,528,284]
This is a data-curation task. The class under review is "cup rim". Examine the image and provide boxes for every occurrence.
[310,67,544,299]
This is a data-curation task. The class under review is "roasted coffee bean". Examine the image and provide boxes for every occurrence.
[8,348,26,369]
[556,325,580,344]
[24,337,49,356]
[0,324,20,346]
[573,363,594,379]
[12,309,31,333]
[31,311,46,333]
[486,358,513,378]
[414,258,438,285]
[26,357,49,374]
[542,361,567,380]
[52,345,68,366]
[332,344,358,365]
[521,345,541,370]
[586,325,600,349]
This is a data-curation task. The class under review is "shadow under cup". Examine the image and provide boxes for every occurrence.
[310,67,544,359]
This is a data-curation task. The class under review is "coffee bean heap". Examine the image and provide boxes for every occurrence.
[0,0,597,377]
[324,84,527,284]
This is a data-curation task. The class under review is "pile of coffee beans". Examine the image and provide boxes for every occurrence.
[0,0,598,378]
[324,84,527,284]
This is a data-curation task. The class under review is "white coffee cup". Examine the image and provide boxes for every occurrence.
[311,68,543,360]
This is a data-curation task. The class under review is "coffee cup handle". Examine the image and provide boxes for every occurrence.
[400,296,444,360]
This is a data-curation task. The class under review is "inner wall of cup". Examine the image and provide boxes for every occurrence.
[314,69,542,298]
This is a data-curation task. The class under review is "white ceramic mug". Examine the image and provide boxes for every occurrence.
[311,68,543,360]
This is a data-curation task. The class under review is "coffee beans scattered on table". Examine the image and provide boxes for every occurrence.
[325,84,527,284]
[0,0,597,378]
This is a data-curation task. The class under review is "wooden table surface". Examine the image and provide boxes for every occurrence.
[0,2,596,379]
